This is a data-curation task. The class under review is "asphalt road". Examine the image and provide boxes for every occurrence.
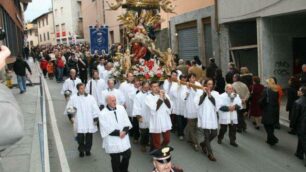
[46,78,305,172]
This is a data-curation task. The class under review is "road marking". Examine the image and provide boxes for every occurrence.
[43,76,71,172]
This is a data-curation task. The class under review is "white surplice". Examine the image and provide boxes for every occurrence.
[176,85,187,116]
[97,64,105,79]
[100,88,125,106]
[99,105,132,154]
[183,82,203,119]
[218,92,242,125]
[64,94,100,133]
[60,77,82,95]
[119,81,136,116]
[85,79,107,105]
[145,93,172,133]
[163,79,179,114]
[195,90,220,129]
[133,91,150,129]
[101,70,112,81]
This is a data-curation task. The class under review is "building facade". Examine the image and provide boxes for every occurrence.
[24,23,39,49]
[32,11,55,46]
[217,0,306,87]
[0,0,31,56]
[52,0,84,45]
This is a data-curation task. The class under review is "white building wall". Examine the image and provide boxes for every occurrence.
[37,12,56,45]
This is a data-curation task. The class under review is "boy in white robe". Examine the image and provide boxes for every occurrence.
[119,72,140,143]
[217,84,242,147]
[176,74,188,140]
[195,79,220,161]
[100,78,125,108]
[86,70,107,109]
[61,69,82,100]
[133,81,151,152]
[97,58,106,79]
[145,81,172,150]
[99,95,132,172]
[183,73,203,151]
[64,83,100,157]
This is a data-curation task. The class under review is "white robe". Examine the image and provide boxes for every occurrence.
[119,81,136,116]
[176,85,187,116]
[99,105,132,154]
[195,91,220,129]
[101,70,112,81]
[218,93,242,125]
[97,64,105,79]
[145,93,172,133]
[85,79,107,105]
[133,91,150,129]
[183,82,203,119]
[64,94,100,133]
[61,78,82,95]
[163,80,179,114]
[100,88,125,106]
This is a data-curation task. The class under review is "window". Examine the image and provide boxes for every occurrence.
[47,32,50,40]
[38,21,40,28]
[61,23,66,32]
[46,16,48,25]
[29,30,32,36]
[43,33,46,41]
[42,19,44,27]
[56,25,60,32]
[40,34,42,42]
[110,31,114,44]
[55,9,58,16]
[60,7,63,15]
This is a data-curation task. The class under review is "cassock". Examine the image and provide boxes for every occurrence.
[99,105,132,154]
[145,93,172,133]
[61,77,82,95]
[133,91,150,129]
[64,94,100,134]
[218,92,242,125]
[163,79,179,114]
[183,82,203,119]
[100,88,125,107]
[195,90,220,129]
[119,81,136,116]
[85,78,107,104]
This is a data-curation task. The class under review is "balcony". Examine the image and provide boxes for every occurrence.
[62,31,66,37]
[56,32,60,37]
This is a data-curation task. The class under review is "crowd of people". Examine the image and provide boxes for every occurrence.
[9,44,306,171]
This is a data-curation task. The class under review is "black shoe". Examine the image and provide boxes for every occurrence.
[288,130,297,135]
[295,153,304,160]
[252,121,256,126]
[79,152,85,158]
[200,142,207,154]
[217,139,222,144]
[255,126,260,130]
[274,125,281,129]
[237,129,242,133]
[230,142,238,147]
[86,151,91,156]
[20,91,24,94]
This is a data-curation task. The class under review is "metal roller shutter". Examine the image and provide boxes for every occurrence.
[178,27,198,60]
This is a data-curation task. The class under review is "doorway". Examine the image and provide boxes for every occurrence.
[293,37,306,75]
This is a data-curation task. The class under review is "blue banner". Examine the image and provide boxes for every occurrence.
[89,26,109,55]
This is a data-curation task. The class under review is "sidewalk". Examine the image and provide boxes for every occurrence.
[0,59,42,172]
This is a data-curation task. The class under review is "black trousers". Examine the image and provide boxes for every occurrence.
[176,115,187,137]
[296,135,305,157]
[110,149,131,172]
[140,128,150,146]
[77,133,93,153]
[237,109,247,131]
[218,124,237,143]
[264,124,278,144]
[203,129,217,155]
[129,117,140,140]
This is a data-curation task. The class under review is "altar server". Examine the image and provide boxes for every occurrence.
[145,81,172,150]
[86,70,107,109]
[195,79,220,161]
[64,83,100,157]
[217,84,242,147]
[61,68,82,99]
[100,78,125,108]
[99,95,132,172]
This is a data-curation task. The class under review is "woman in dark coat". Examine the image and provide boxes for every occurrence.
[286,76,300,134]
[260,78,279,146]
[77,54,88,84]
[291,86,306,161]
[214,69,226,94]
[249,76,264,129]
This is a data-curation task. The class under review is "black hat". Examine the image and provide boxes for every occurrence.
[150,146,174,162]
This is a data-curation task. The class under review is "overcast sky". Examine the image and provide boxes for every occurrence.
[24,0,52,22]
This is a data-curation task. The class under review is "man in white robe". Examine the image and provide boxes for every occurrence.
[195,79,220,161]
[64,83,100,157]
[176,74,188,140]
[145,81,172,150]
[86,70,107,110]
[183,73,202,151]
[99,95,132,172]
[100,78,125,108]
[132,81,150,152]
[101,62,113,81]
[217,84,242,147]
[61,69,82,100]
[163,71,179,133]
